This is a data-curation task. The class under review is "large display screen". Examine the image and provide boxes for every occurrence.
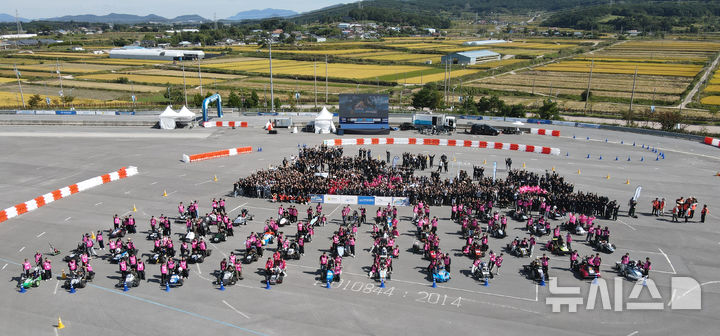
[338,94,389,124]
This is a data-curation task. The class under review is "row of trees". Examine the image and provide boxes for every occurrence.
[410,83,560,119]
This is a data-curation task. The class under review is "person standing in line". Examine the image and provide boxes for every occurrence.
[701,205,709,223]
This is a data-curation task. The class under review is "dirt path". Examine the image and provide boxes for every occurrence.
[677,52,720,109]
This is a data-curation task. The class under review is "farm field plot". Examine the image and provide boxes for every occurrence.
[402,69,481,85]
[76,73,211,86]
[34,79,165,93]
[0,69,60,78]
[700,96,720,105]
[76,58,170,66]
[535,60,702,77]
[128,69,243,79]
[11,63,124,73]
[0,77,18,84]
[10,52,101,59]
[202,58,437,82]
[469,59,527,69]
[0,90,124,107]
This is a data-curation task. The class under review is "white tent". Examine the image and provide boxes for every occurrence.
[176,106,196,122]
[314,107,336,134]
[158,106,179,129]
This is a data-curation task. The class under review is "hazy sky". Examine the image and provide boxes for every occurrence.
[13,0,348,19]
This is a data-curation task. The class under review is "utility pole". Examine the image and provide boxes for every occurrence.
[325,55,328,104]
[314,60,317,109]
[531,78,535,95]
[14,64,24,108]
[629,66,638,113]
[182,63,187,107]
[198,58,203,97]
[131,80,136,111]
[56,60,64,107]
[584,59,594,110]
[269,38,275,112]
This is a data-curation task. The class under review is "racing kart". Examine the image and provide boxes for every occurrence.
[523,261,546,282]
[243,248,259,264]
[284,242,300,260]
[473,263,493,283]
[529,224,547,236]
[509,209,529,221]
[117,272,140,288]
[188,249,211,264]
[431,266,451,283]
[111,249,129,264]
[216,269,239,286]
[573,261,601,279]
[267,267,285,285]
[548,238,570,256]
[109,227,126,239]
[233,209,253,226]
[168,273,184,287]
[615,260,643,281]
[507,244,530,257]
[211,231,227,244]
[490,227,506,239]
[18,269,42,289]
[592,240,615,254]
[63,273,87,290]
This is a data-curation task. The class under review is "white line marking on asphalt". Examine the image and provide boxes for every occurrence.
[179,174,187,177]
[1,263,6,270]
[95,202,103,206]
[196,263,202,275]
[244,206,275,211]
[658,248,677,274]
[535,283,539,302]
[627,331,639,336]
[620,248,663,255]
[17,246,25,253]
[36,232,46,238]
[209,243,227,258]
[229,203,248,214]
[288,263,537,302]
[617,219,637,231]
[54,327,59,336]
[222,300,250,319]
[193,269,212,282]
[64,217,71,222]
[328,204,342,217]
[195,180,213,186]
[668,289,678,306]
[219,165,226,168]
[54,280,59,295]
[151,182,158,185]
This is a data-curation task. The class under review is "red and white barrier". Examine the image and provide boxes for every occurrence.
[530,128,560,137]
[0,166,138,223]
[705,137,720,148]
[203,121,248,128]
[182,146,252,163]
[324,138,560,155]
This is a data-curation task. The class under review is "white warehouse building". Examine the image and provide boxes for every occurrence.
[441,50,500,65]
[109,47,205,61]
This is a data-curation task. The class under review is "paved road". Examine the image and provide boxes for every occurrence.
[0,123,718,336]
[678,52,720,109]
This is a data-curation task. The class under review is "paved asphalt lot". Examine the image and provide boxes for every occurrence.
[1,117,719,336]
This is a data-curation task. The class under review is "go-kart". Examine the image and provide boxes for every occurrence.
[615,260,643,281]
[63,250,82,263]
[523,261,546,282]
[278,217,290,227]
[573,261,601,279]
[309,216,321,227]
[529,224,547,236]
[267,267,285,285]
[147,252,161,264]
[167,273,184,287]
[117,272,140,288]
[63,273,87,290]
[509,209,528,221]
[335,245,349,257]
[111,249,129,263]
[216,269,238,286]
[109,227,126,239]
[593,240,615,254]
[18,269,42,289]
[473,263,493,283]
[563,222,586,235]
[233,209,253,226]
[549,238,570,256]
[431,267,451,283]
[211,231,227,244]
[188,250,211,264]
[285,242,300,260]
[490,227,506,239]
[261,232,275,246]
[243,249,259,264]
[507,244,530,257]
[147,230,160,241]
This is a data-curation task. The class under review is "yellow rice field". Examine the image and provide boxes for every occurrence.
[14,63,123,73]
[203,59,433,81]
[0,77,18,83]
[536,61,702,77]
[0,91,124,107]
[76,73,209,86]
[403,69,482,85]
[704,85,720,93]
[76,58,170,65]
[469,59,526,69]
[700,96,720,105]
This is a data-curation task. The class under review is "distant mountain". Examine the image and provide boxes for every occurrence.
[42,13,207,24]
[226,8,298,21]
[0,13,29,23]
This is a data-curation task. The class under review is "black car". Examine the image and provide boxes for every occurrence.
[467,124,500,136]
[301,121,315,133]
[399,122,415,131]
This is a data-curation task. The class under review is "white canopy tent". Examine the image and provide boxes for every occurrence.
[159,106,196,129]
[158,106,179,129]
[176,106,196,122]
[314,107,336,134]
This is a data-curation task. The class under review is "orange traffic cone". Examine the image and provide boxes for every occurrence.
[57,317,65,329]
[163,190,168,197]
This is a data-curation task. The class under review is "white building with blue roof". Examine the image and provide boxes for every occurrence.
[441,50,500,65]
